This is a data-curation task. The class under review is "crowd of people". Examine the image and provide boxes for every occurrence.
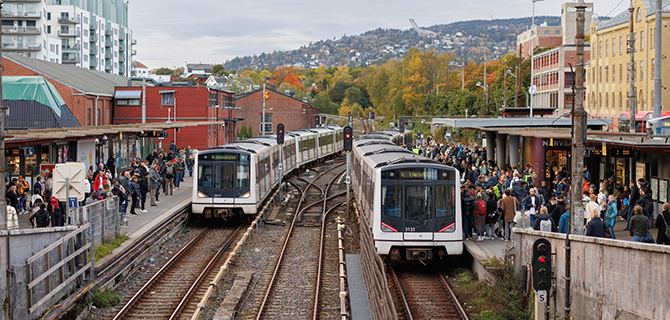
[404,137,670,246]
[5,142,196,230]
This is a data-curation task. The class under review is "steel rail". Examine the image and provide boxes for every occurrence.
[438,273,469,320]
[168,224,245,320]
[389,267,414,320]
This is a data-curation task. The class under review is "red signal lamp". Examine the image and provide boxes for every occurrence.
[538,256,546,263]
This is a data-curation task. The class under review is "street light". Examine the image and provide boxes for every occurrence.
[529,0,545,118]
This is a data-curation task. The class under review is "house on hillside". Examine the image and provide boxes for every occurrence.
[205,75,228,87]
[184,63,213,76]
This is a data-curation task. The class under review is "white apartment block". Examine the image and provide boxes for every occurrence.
[1,0,137,76]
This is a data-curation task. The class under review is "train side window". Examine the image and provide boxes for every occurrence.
[382,185,401,217]
[435,185,454,217]
[405,186,432,221]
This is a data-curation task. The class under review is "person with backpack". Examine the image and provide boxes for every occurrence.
[629,205,653,243]
[461,187,475,240]
[533,206,555,232]
[604,195,618,239]
[129,174,141,215]
[474,193,487,242]
[29,203,50,228]
[654,202,670,245]
[49,195,63,227]
[17,175,30,213]
[164,161,175,195]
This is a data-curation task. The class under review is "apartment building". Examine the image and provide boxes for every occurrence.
[1,0,137,76]
[586,0,670,123]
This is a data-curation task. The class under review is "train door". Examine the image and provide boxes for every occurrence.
[402,183,434,240]
[212,160,236,204]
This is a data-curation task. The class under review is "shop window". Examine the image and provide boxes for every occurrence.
[117,99,140,106]
[161,91,175,106]
[6,149,21,176]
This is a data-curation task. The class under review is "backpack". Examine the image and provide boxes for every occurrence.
[662,214,670,240]
[540,219,553,232]
[476,200,486,216]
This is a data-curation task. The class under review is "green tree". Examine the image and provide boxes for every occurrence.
[312,92,339,115]
[155,67,173,75]
[212,64,227,76]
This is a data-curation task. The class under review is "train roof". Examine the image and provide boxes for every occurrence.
[290,130,319,137]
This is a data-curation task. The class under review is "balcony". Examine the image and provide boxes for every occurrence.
[2,43,41,51]
[58,16,80,24]
[131,39,137,45]
[89,23,96,30]
[90,60,97,67]
[62,43,80,51]
[2,10,40,18]
[119,55,125,62]
[89,35,96,42]
[89,47,97,55]
[105,64,112,71]
[105,29,112,36]
[1,26,41,34]
[105,53,112,59]
[119,45,125,52]
[58,30,78,37]
[105,40,112,47]
[131,49,137,55]
[62,55,81,64]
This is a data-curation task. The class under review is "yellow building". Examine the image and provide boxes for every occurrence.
[586,0,670,127]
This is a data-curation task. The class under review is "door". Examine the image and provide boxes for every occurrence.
[403,183,434,240]
[212,162,236,204]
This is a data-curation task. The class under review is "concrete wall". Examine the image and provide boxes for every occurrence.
[515,228,670,320]
[0,226,78,320]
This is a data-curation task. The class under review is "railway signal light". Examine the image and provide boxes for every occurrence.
[343,126,353,152]
[399,118,405,133]
[277,123,285,145]
[532,239,552,292]
[371,111,375,119]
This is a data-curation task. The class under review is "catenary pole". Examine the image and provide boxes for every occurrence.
[570,0,587,236]
[654,0,662,124]
[629,0,637,133]
[262,83,266,136]
[0,2,9,319]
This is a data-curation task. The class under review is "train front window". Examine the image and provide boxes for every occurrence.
[217,165,235,195]
[382,185,401,217]
[435,185,455,218]
[198,165,213,189]
[405,186,432,221]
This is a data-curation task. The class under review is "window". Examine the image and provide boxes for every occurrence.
[619,92,623,110]
[606,40,609,56]
[565,93,574,109]
[160,91,175,106]
[650,28,654,49]
[641,31,644,50]
[620,36,623,55]
[605,93,609,109]
[382,185,402,217]
[599,41,602,57]
[640,61,644,79]
[599,67,602,82]
[260,113,273,134]
[87,109,91,126]
[627,63,630,83]
[47,25,51,34]
[565,72,574,88]
[620,64,623,83]
[652,59,655,78]
[116,99,140,106]
[406,186,432,221]
[605,66,609,82]
[84,16,88,24]
[435,185,455,218]
[47,12,51,20]
[612,38,616,55]
[637,8,642,22]
[612,65,615,82]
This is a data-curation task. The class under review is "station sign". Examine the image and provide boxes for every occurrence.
[138,130,169,138]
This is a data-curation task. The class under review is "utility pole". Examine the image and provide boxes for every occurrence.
[262,83,266,136]
[628,0,637,133]
[482,55,488,116]
[503,60,508,109]
[653,0,662,128]
[461,58,465,90]
[570,0,587,237]
[0,4,10,319]
[517,45,522,107]
[435,68,440,96]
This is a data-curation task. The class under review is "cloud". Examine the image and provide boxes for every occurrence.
[128,0,625,68]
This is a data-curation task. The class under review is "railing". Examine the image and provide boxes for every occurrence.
[105,40,112,47]
[57,30,77,37]
[62,43,80,51]
[26,224,92,315]
[58,16,81,24]
[71,196,121,246]
[2,10,40,18]
[89,35,96,42]
[62,55,81,64]
[2,42,41,50]
[1,26,41,34]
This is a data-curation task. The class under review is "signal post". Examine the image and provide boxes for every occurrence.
[277,124,285,203]
[532,238,553,320]
[343,126,353,220]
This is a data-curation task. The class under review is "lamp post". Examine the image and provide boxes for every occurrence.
[530,0,545,117]
[476,81,488,115]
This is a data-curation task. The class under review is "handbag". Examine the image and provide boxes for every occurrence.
[661,214,670,240]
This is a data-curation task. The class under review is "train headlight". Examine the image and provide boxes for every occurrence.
[197,191,207,198]
[240,191,251,198]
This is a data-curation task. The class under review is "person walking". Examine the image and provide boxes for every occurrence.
[17,175,29,213]
[6,199,18,230]
[654,202,670,245]
[501,189,519,242]
[129,174,141,216]
[605,195,618,239]
[139,172,149,213]
[629,205,653,243]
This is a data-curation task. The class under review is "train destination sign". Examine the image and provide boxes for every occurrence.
[383,168,455,181]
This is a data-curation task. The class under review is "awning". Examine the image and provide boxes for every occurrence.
[115,90,142,99]
[158,90,176,94]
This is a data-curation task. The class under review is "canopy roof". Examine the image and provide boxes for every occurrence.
[3,76,65,117]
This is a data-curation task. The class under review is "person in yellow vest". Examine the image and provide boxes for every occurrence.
[17,175,30,213]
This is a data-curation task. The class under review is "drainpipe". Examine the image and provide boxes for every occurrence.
[95,95,100,126]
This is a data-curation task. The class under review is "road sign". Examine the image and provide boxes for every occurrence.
[53,162,86,201]
[529,85,538,95]
[68,197,79,208]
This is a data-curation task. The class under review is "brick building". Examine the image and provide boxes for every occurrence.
[113,84,237,151]
[3,54,126,126]
[235,89,320,137]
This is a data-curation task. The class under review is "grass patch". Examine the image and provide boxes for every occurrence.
[94,234,129,261]
[90,289,120,308]
[451,267,529,320]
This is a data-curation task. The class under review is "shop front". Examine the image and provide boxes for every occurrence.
[543,138,571,185]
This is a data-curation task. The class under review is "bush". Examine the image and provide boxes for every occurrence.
[451,268,528,320]
[91,289,120,308]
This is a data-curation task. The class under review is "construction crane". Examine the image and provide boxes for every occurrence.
[409,19,436,37]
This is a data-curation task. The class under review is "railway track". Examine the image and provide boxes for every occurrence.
[388,267,469,320]
[255,162,346,320]
[111,225,244,320]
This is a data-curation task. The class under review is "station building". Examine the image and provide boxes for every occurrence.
[235,89,320,136]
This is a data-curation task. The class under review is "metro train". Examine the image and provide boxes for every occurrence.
[192,126,343,218]
[351,130,463,261]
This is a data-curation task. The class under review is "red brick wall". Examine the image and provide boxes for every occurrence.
[235,90,320,137]
[2,57,115,126]
[518,36,562,57]
[114,86,233,151]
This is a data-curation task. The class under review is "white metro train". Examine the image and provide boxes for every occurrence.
[192,126,343,218]
[351,130,463,261]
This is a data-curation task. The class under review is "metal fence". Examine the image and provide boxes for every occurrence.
[70,196,121,246]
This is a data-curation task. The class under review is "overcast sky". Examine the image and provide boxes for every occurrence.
[128,0,625,69]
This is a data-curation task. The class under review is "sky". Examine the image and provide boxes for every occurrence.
[128,0,627,69]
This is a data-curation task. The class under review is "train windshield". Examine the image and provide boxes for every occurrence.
[380,167,457,233]
[198,153,251,198]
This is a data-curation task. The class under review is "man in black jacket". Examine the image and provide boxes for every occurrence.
[538,181,552,206]
[461,187,475,240]
[625,181,640,230]
[29,203,50,227]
